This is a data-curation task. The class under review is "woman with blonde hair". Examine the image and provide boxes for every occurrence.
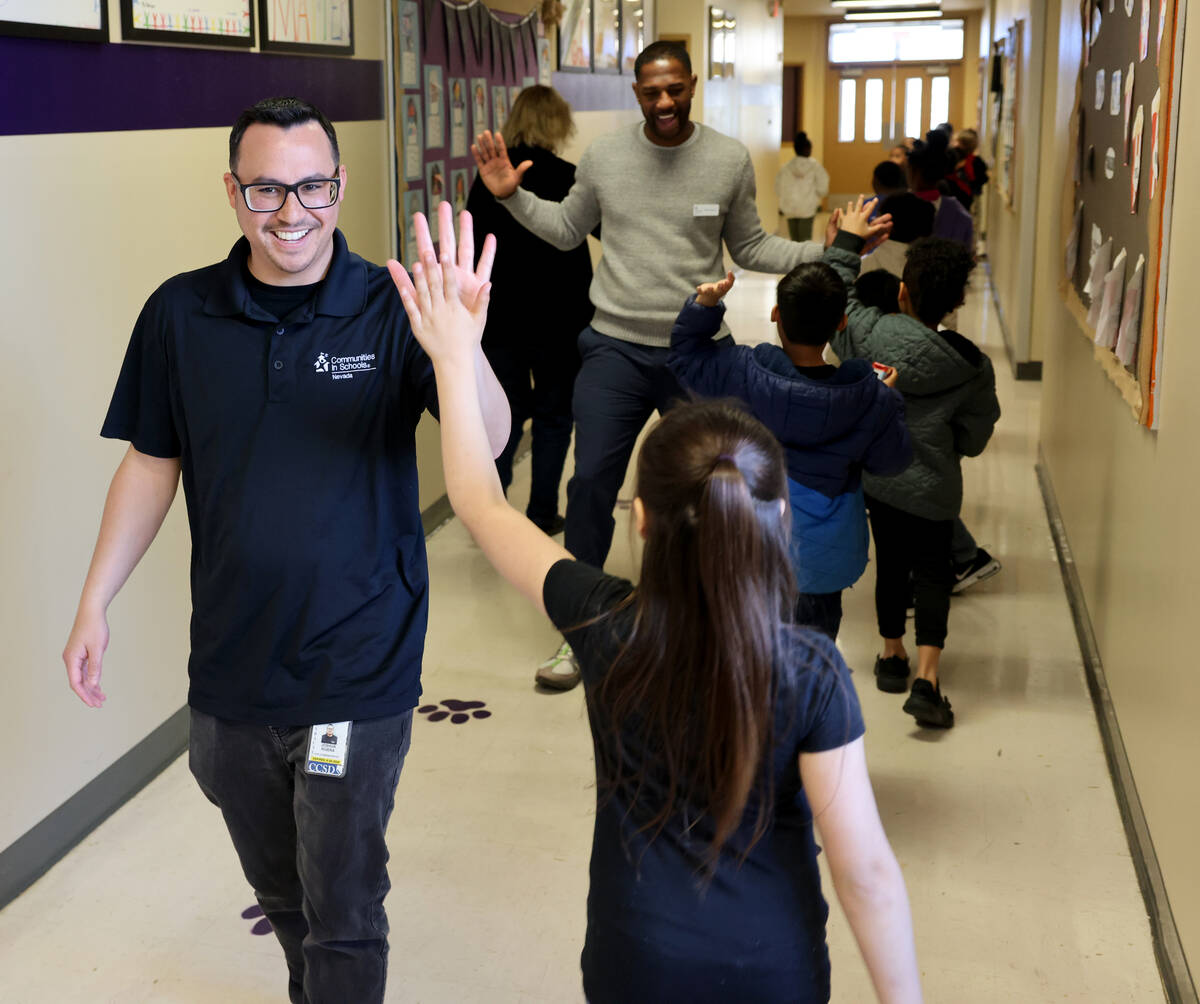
[467,88,594,639]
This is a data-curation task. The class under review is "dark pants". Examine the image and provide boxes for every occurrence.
[565,327,687,568]
[951,517,977,565]
[189,708,414,1004]
[486,331,581,527]
[865,494,953,649]
[795,590,843,641]
[786,216,816,242]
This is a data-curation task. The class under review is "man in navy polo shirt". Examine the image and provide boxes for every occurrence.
[62,97,509,1003]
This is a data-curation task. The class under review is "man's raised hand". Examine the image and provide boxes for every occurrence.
[470,131,532,200]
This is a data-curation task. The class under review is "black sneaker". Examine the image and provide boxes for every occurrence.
[952,547,1001,594]
[874,655,910,693]
[903,678,954,728]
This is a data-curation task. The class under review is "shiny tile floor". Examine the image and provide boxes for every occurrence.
[0,269,1164,1002]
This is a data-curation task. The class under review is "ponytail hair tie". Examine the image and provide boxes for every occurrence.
[716,454,737,463]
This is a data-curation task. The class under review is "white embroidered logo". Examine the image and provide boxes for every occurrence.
[313,351,377,381]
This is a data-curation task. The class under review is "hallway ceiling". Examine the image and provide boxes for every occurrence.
[780,1,982,14]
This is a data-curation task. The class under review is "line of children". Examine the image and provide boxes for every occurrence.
[668,260,911,643]
[826,197,1001,727]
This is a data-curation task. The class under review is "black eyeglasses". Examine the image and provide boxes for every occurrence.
[232,173,341,212]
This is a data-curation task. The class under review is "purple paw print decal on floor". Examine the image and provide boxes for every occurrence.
[242,904,272,935]
[418,699,492,724]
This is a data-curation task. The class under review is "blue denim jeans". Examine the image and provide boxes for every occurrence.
[189,708,414,1004]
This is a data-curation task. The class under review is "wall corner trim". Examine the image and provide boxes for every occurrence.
[1037,450,1198,1004]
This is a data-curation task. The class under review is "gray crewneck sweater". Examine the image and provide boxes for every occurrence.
[498,122,824,347]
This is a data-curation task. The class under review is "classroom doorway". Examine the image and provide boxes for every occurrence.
[823,61,963,195]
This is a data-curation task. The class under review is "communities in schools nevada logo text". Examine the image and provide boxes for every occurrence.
[314,352,376,381]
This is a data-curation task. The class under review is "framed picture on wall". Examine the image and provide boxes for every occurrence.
[1,1,108,42]
[120,1,253,47]
[559,0,592,71]
[258,0,353,55]
[593,0,620,73]
[708,7,735,80]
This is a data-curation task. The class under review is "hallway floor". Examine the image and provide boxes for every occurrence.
[0,271,1165,1002]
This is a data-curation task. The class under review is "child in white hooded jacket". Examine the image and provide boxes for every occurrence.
[775,131,829,242]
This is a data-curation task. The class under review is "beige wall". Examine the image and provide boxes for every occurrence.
[0,0,390,855]
[982,0,1047,367]
[1037,0,1200,973]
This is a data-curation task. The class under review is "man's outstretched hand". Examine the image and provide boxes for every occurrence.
[470,131,533,200]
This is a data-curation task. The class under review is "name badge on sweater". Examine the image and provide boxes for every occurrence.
[306,721,352,778]
[693,203,720,217]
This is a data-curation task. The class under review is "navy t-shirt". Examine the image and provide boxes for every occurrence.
[543,559,865,1004]
[101,232,438,725]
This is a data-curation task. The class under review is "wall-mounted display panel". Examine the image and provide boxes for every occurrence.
[121,1,254,47]
[1,1,107,41]
[259,0,354,55]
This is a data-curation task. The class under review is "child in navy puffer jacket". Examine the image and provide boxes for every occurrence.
[668,262,912,642]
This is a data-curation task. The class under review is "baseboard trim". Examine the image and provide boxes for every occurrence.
[1036,452,1198,1003]
[2,489,474,912]
[984,262,1044,382]
[0,706,189,910]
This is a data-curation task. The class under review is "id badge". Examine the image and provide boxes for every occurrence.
[305,722,352,778]
[693,203,720,217]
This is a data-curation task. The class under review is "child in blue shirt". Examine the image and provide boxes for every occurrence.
[668,262,912,641]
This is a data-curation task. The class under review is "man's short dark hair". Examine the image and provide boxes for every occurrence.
[855,270,901,314]
[793,131,812,157]
[229,97,340,172]
[634,40,692,78]
[878,192,934,243]
[902,237,975,327]
[776,262,847,347]
[872,160,906,192]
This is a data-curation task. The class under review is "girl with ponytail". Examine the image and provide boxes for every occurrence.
[390,204,922,1004]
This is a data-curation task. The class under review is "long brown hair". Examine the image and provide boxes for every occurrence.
[593,400,797,868]
[502,85,575,153]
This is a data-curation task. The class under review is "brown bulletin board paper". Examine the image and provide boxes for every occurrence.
[1059,0,1180,429]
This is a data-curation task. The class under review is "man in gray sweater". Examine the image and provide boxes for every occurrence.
[472,42,836,687]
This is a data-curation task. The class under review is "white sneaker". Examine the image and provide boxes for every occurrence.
[535,642,581,691]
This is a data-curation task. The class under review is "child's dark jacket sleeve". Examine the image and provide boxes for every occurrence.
[668,294,744,400]
[823,233,887,364]
[863,388,913,476]
[952,361,1001,457]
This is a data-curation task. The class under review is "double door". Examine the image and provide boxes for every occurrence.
[822,63,962,195]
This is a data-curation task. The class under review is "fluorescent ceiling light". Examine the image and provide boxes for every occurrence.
[845,10,945,20]
[833,0,940,8]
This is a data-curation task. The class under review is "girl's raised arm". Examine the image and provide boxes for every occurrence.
[388,211,571,617]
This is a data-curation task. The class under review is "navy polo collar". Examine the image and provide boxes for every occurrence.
[204,229,367,320]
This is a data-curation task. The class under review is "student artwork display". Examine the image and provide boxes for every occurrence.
[391,0,540,259]
[258,0,352,54]
[1,0,107,41]
[995,22,1021,206]
[1060,0,1183,428]
[121,0,253,46]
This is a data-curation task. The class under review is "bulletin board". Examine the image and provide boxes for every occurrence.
[0,1,107,41]
[390,0,544,263]
[1060,0,1186,429]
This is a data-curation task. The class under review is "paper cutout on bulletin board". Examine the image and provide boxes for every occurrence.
[397,1,420,86]
[1094,247,1126,348]
[449,78,468,157]
[402,95,424,180]
[492,86,509,132]
[425,66,445,149]
[538,38,552,84]
[1149,87,1161,199]
[471,78,490,139]
[402,190,425,263]
[1109,69,1121,114]
[1129,104,1143,211]
[426,160,446,241]
[1114,254,1145,365]
[1139,0,1150,59]
[1086,238,1112,325]
[1094,69,1106,109]
[450,168,469,213]
[1122,61,1134,161]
